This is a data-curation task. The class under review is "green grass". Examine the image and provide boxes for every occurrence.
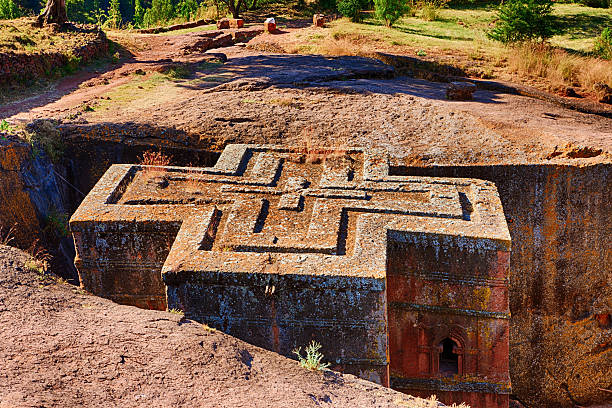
[323,3,610,55]
[155,23,218,36]
[549,3,612,52]
[0,17,102,54]
[93,73,168,109]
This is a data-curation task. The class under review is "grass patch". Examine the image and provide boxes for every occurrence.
[293,340,331,371]
[162,64,193,79]
[23,120,65,163]
[155,23,218,36]
[94,72,171,109]
[276,3,611,94]
[508,42,612,90]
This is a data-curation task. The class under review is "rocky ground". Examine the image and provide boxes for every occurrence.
[0,244,447,408]
[1,30,610,167]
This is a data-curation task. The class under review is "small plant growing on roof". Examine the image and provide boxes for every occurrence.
[138,150,172,166]
[292,340,331,371]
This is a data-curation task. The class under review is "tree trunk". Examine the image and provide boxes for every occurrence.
[36,0,67,26]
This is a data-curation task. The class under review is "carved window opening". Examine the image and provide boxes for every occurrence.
[439,338,459,377]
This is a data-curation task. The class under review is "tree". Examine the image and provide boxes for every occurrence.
[133,0,144,26]
[142,0,173,27]
[105,0,122,28]
[594,27,612,60]
[374,0,408,27]
[337,0,366,22]
[488,0,556,44]
[220,0,244,18]
[0,0,23,19]
[37,0,67,26]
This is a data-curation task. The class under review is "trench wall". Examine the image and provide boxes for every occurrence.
[392,163,611,408]
[0,139,69,251]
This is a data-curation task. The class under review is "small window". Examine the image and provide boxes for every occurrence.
[439,338,459,376]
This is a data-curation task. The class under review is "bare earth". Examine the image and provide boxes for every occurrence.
[0,245,446,408]
[1,29,610,167]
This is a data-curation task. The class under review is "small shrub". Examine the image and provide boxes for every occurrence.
[104,0,122,29]
[142,0,175,28]
[594,27,612,60]
[24,120,64,163]
[420,4,436,20]
[168,308,184,315]
[45,208,69,238]
[0,0,23,19]
[488,0,556,44]
[0,119,15,132]
[194,3,220,20]
[93,8,108,26]
[176,0,198,20]
[134,0,145,26]
[292,340,331,371]
[164,64,192,79]
[337,0,367,22]
[26,239,52,283]
[64,53,82,74]
[138,150,172,166]
[375,0,409,27]
[418,0,448,21]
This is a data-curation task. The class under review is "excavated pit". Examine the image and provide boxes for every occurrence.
[1,130,610,408]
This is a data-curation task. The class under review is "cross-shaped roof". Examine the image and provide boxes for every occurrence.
[70,144,511,287]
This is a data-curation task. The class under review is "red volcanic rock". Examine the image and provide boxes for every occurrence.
[264,18,276,33]
[313,14,325,27]
[216,18,230,29]
[230,18,244,28]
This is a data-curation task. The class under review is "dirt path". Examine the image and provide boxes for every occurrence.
[0,245,446,408]
[1,28,611,166]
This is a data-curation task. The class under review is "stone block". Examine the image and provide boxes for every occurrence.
[313,14,325,27]
[264,18,276,33]
[216,18,230,29]
[70,144,511,408]
[446,81,477,101]
[229,18,244,28]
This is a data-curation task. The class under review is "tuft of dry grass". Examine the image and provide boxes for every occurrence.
[0,224,17,246]
[0,223,16,246]
[507,43,612,92]
[138,150,172,166]
[288,127,351,164]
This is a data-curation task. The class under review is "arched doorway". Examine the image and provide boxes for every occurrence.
[439,338,459,377]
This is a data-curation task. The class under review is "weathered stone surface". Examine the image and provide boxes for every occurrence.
[264,18,276,33]
[178,28,262,54]
[216,18,230,29]
[394,164,612,408]
[70,144,512,408]
[229,18,244,28]
[446,81,477,101]
[313,14,325,27]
